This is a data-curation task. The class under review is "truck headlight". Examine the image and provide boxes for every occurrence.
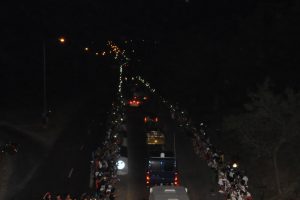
[117,160,125,170]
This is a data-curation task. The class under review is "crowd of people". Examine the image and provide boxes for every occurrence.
[91,101,125,199]
[170,107,253,200]
[0,142,18,155]
[42,192,94,200]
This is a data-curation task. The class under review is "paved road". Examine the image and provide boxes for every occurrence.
[0,125,46,200]
[117,96,224,200]
[1,92,224,199]
[10,97,111,200]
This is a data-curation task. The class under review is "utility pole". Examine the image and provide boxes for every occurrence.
[42,37,65,128]
[42,41,48,127]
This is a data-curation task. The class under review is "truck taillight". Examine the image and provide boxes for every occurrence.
[174,174,179,186]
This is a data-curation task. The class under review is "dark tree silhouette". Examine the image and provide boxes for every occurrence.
[223,79,300,197]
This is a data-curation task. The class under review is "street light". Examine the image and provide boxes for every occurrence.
[42,36,65,127]
[58,37,65,43]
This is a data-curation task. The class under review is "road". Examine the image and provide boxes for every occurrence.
[0,125,46,200]
[118,96,224,200]
[1,93,224,200]
[9,96,112,200]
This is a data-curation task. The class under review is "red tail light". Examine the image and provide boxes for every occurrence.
[144,117,147,123]
[174,173,179,185]
[155,117,158,122]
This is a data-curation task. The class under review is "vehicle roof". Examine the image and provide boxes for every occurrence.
[149,186,190,200]
[148,151,175,158]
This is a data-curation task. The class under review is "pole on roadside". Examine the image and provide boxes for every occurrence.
[43,41,48,127]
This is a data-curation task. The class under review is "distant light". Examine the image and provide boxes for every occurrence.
[102,51,106,56]
[58,37,65,43]
[232,163,238,168]
[84,47,89,51]
[96,52,99,56]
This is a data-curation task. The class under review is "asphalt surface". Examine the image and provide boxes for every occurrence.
[9,97,111,200]
[1,92,224,200]
[0,125,46,200]
[117,97,224,200]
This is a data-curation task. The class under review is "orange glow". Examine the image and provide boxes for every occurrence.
[144,117,147,123]
[58,37,65,43]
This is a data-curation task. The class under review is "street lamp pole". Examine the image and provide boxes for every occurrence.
[43,41,48,127]
[42,37,65,127]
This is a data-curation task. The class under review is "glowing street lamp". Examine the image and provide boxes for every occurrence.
[58,37,65,43]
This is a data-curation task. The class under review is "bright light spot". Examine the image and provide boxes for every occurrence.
[117,160,125,170]
[102,51,106,56]
[58,37,65,43]
[84,47,89,51]
[96,52,99,56]
[232,163,238,168]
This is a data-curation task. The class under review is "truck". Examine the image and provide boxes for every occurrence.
[146,151,178,187]
[149,186,190,200]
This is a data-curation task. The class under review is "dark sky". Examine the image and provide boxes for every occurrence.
[1,1,300,108]
[1,0,266,41]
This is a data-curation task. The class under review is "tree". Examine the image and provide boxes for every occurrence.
[223,79,300,197]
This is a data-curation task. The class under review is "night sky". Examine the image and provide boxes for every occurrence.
[1,1,300,109]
